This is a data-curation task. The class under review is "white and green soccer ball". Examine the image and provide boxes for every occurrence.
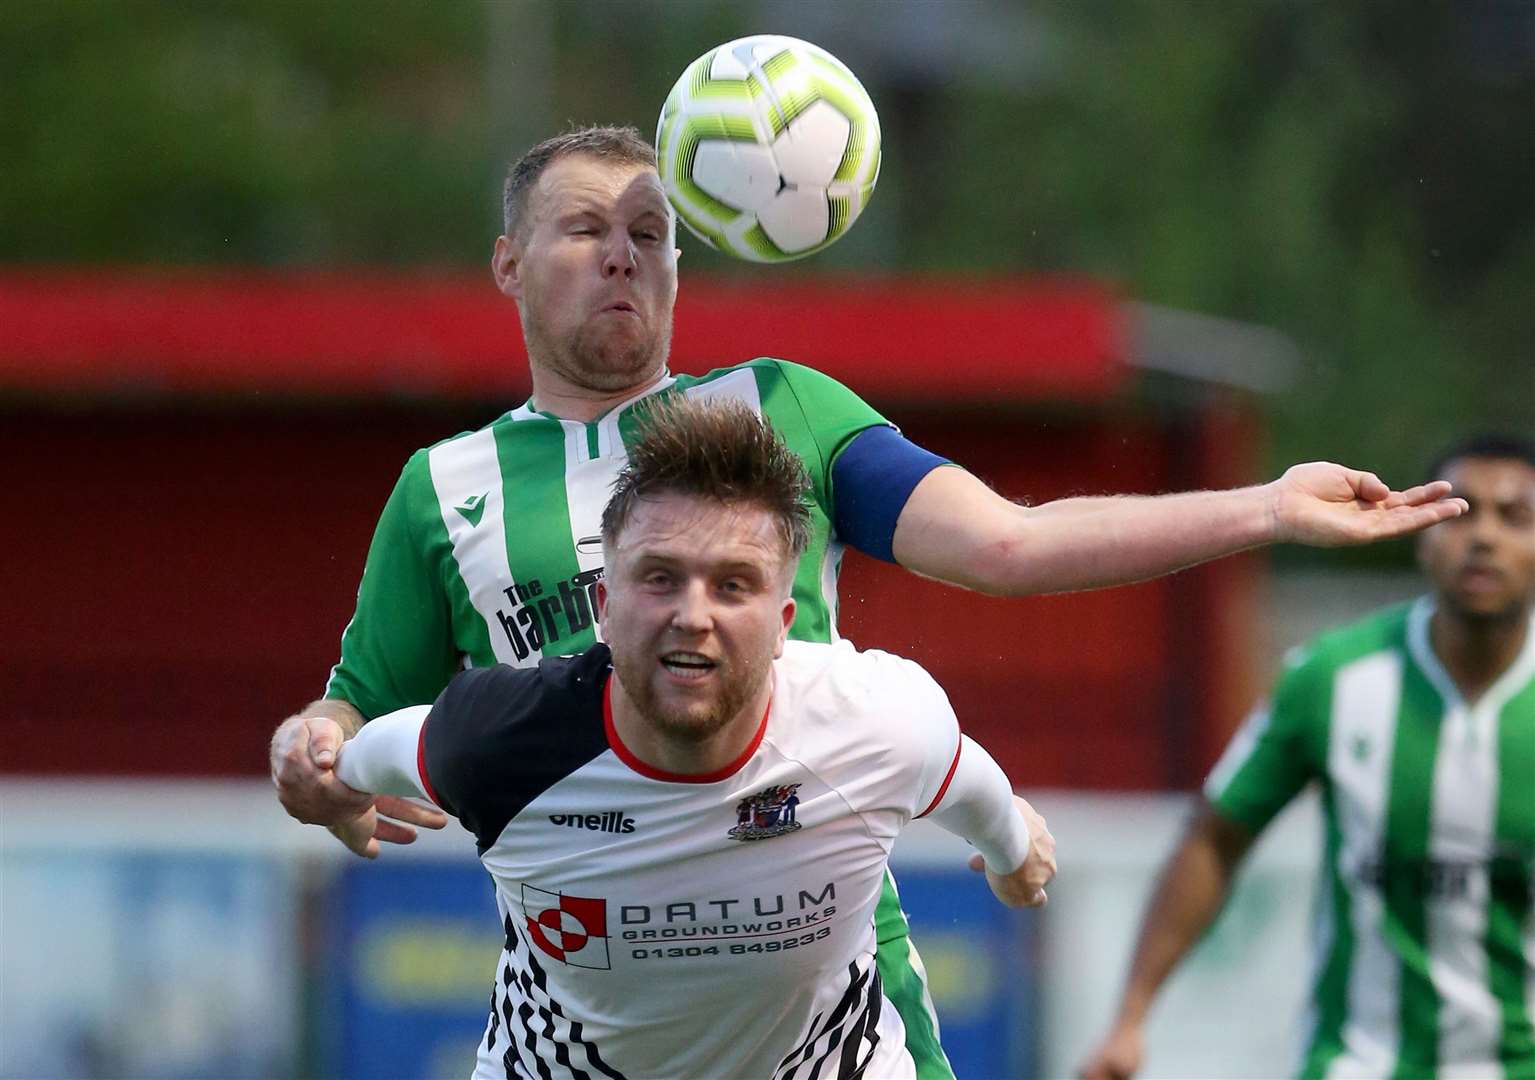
[656,35,881,263]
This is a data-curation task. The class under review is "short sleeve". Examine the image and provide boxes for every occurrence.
[1204,650,1325,833]
[772,359,890,474]
[324,451,461,720]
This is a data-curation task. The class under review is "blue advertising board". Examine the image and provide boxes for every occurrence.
[332,860,502,1079]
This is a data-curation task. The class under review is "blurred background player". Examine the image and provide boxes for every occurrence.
[270,126,1465,1079]
[1079,433,1535,1079]
[329,396,1056,1078]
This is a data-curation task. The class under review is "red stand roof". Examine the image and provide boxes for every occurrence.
[0,268,1126,403]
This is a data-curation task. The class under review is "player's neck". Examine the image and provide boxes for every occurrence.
[1429,604,1531,703]
[527,367,669,423]
[608,677,772,779]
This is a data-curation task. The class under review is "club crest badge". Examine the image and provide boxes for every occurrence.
[728,783,802,841]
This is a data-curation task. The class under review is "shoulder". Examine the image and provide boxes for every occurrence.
[425,647,612,842]
[439,646,610,722]
[1269,601,1414,716]
[1286,602,1413,678]
[776,640,951,723]
[675,357,860,398]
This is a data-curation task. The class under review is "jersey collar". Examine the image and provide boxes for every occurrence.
[1407,596,1535,714]
[516,369,677,425]
[602,673,770,784]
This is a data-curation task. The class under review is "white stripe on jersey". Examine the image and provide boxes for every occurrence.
[1407,603,1502,1070]
[679,365,761,412]
[557,416,621,581]
[569,375,682,588]
[427,427,535,668]
[1324,650,1404,1079]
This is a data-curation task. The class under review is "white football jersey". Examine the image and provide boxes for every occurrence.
[346,639,968,1079]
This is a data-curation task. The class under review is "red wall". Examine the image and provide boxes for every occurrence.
[3,400,1256,790]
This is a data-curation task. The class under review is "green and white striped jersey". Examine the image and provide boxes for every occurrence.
[325,358,888,721]
[1206,598,1535,1079]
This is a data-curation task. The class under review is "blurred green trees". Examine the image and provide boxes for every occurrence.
[3,1,1530,515]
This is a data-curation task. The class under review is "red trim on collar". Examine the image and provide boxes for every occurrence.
[603,675,769,784]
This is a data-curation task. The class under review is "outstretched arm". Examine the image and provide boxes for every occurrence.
[892,463,1466,596]
[1078,801,1256,1080]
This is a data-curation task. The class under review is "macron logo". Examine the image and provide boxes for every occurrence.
[549,811,635,835]
[455,492,488,527]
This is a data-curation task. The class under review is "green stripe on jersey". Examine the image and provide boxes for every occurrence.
[1383,657,1442,1078]
[492,414,593,660]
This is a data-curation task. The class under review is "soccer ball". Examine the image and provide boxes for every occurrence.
[656,35,881,263]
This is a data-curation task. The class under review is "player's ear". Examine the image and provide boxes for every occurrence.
[492,234,522,300]
[774,597,794,659]
[595,579,609,625]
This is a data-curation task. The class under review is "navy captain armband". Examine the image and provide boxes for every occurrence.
[830,425,951,563]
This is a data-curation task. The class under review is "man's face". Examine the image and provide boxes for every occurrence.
[598,493,795,743]
[1419,457,1535,622]
[494,154,678,395]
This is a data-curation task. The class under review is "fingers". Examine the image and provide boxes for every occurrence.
[368,796,450,847]
[1078,1029,1142,1080]
[327,798,446,855]
[330,810,381,860]
[273,723,373,826]
[1079,1058,1130,1080]
[1371,500,1470,539]
[1380,480,1454,510]
[375,794,449,830]
[308,720,343,768]
[373,818,419,846]
[1350,470,1389,502]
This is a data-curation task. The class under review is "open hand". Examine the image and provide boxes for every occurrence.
[1268,463,1466,547]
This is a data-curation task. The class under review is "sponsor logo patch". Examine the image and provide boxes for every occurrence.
[548,811,636,835]
[521,884,610,969]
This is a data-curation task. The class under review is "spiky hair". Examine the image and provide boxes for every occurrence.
[601,396,812,563]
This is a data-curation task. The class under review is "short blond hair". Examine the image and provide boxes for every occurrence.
[502,125,657,237]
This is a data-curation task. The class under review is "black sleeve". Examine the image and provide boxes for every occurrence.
[423,651,612,854]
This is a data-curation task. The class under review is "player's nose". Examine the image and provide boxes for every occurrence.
[602,234,637,278]
[668,580,714,633]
